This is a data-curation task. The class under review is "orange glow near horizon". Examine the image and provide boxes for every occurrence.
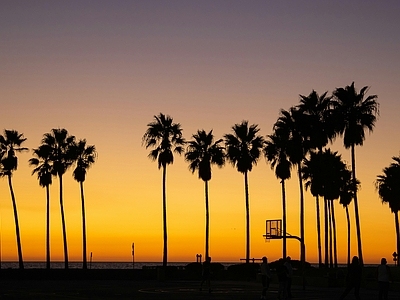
[0,141,397,265]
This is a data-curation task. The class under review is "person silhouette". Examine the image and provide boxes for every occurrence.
[200,256,211,293]
[339,256,362,300]
[284,256,293,298]
[260,256,272,299]
[377,257,391,300]
[276,258,288,300]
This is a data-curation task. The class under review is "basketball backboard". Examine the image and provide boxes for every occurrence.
[264,219,282,240]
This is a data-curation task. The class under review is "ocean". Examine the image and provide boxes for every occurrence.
[0,261,236,269]
[0,261,385,269]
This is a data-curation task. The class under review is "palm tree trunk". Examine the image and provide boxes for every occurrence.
[80,181,87,269]
[281,179,287,259]
[244,171,250,264]
[346,206,351,266]
[297,164,305,264]
[59,175,69,269]
[351,144,363,265]
[316,195,322,268]
[331,201,338,268]
[46,185,50,270]
[205,180,209,260]
[324,197,328,268]
[328,201,333,268]
[395,211,400,267]
[162,165,168,267]
[8,175,24,269]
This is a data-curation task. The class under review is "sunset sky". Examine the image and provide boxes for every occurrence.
[1,1,400,265]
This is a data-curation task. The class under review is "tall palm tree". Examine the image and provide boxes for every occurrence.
[376,156,400,266]
[72,139,97,269]
[0,129,28,269]
[298,90,334,268]
[274,107,308,263]
[303,149,351,268]
[264,130,292,259]
[302,150,327,267]
[322,149,346,269]
[41,128,76,269]
[339,170,357,266]
[224,121,264,263]
[332,82,379,265]
[185,130,225,260]
[142,113,185,267]
[29,144,53,269]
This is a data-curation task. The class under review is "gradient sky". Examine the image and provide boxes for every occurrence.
[1,1,400,264]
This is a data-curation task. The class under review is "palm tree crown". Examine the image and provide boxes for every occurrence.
[264,130,291,181]
[185,129,225,181]
[73,139,97,183]
[376,156,400,213]
[0,130,28,175]
[224,121,264,173]
[142,113,185,168]
[298,90,335,151]
[42,128,77,177]
[332,82,379,148]
[29,144,53,188]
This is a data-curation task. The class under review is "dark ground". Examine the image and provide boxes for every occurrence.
[1,268,400,299]
[1,279,400,300]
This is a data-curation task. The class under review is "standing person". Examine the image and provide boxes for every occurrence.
[276,258,288,300]
[339,256,362,300]
[284,256,293,298]
[200,256,211,293]
[377,258,391,300]
[260,256,272,300]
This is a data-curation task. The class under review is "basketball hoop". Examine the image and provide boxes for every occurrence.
[264,234,271,243]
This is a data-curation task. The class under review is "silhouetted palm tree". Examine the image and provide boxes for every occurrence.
[302,150,327,267]
[142,113,185,267]
[322,149,346,269]
[376,156,400,266]
[304,149,351,268]
[41,128,76,269]
[274,107,308,263]
[224,121,264,263]
[185,130,225,260]
[72,139,97,269]
[339,170,357,266]
[29,144,53,269]
[298,90,334,268]
[332,82,379,265]
[264,130,292,259]
[0,129,28,269]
